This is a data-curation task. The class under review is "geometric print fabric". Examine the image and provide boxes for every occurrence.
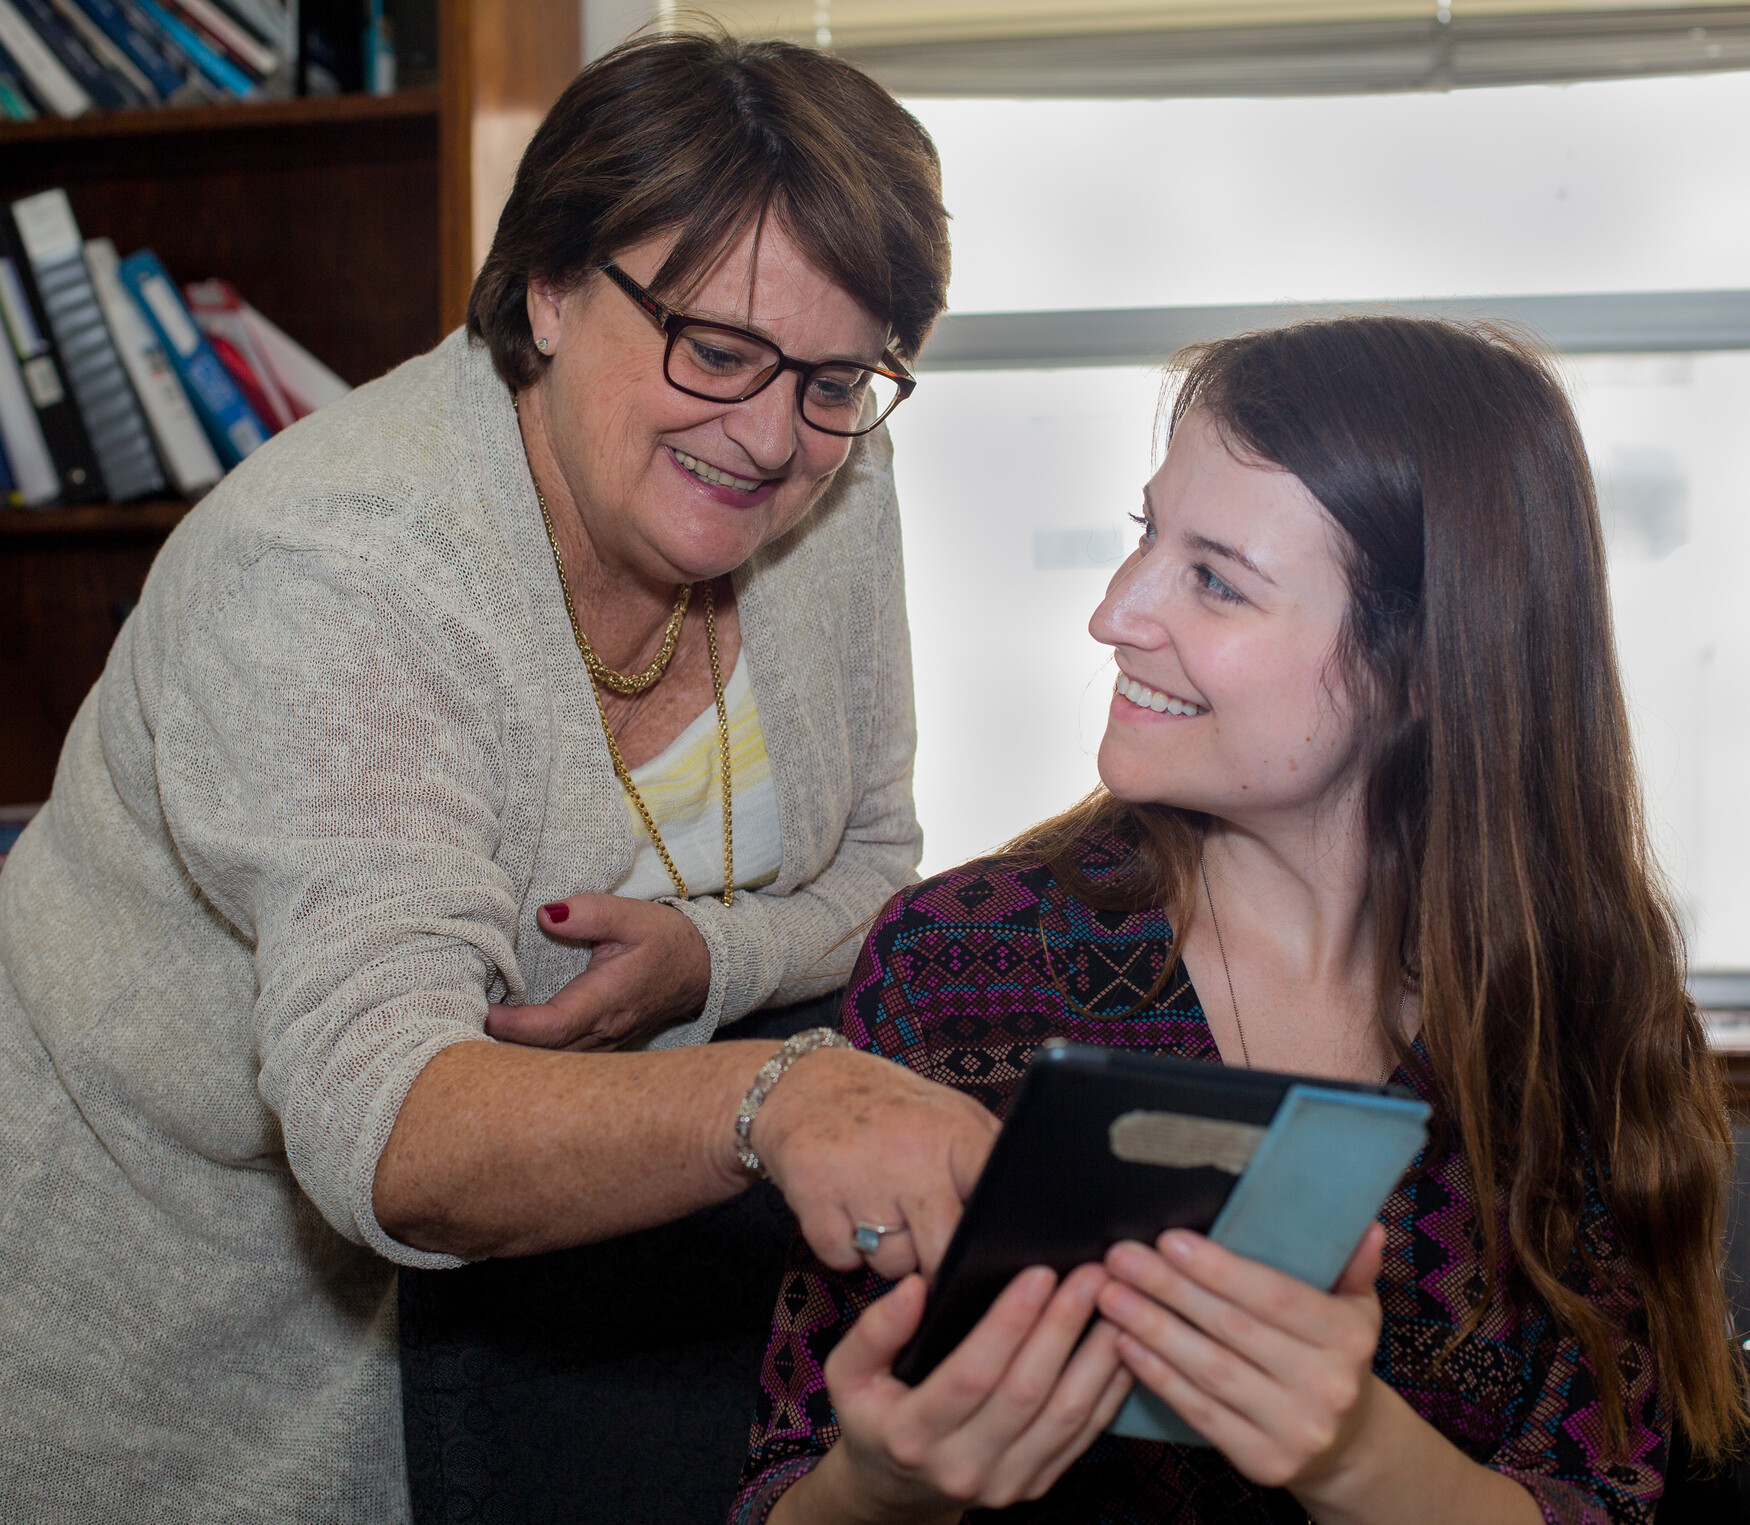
[732,838,1668,1524]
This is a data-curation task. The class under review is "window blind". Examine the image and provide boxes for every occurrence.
[689,2,1750,95]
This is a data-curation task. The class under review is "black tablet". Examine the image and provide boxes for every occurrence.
[892,1039,1426,1388]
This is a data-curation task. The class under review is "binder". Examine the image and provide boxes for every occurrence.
[0,0,90,114]
[118,248,267,468]
[8,0,135,109]
[85,239,221,497]
[11,192,165,502]
[0,216,101,502]
[0,324,59,506]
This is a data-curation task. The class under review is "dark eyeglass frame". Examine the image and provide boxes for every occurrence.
[599,263,916,438]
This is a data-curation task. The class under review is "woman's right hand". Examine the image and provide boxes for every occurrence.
[750,1046,1001,1281]
[774,1265,1133,1524]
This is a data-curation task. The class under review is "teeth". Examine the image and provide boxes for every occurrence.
[673,448,763,494]
[1114,672,1206,717]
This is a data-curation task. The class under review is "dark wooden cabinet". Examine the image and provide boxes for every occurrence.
[0,0,579,804]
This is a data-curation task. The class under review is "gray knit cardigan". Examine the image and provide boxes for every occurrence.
[0,331,921,1521]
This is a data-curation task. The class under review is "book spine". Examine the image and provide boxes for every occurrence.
[118,249,266,468]
[363,0,390,95]
[0,0,89,113]
[110,0,209,100]
[0,39,42,114]
[9,0,131,109]
[127,0,251,94]
[201,327,282,433]
[48,0,156,102]
[185,280,294,430]
[67,0,180,98]
[164,0,272,74]
[239,300,347,418]
[12,192,166,501]
[0,227,101,502]
[85,238,221,496]
[207,0,281,49]
[0,334,59,505]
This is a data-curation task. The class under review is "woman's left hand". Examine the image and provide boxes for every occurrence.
[1096,1223,1388,1496]
[486,894,712,1050]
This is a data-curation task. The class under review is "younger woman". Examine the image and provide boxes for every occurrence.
[730,317,1743,1524]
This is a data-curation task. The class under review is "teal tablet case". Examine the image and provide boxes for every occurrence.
[1107,1083,1430,1444]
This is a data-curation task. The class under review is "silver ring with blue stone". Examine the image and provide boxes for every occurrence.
[852,1221,905,1256]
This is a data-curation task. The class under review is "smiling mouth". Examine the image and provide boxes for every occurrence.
[1115,672,1207,717]
[672,447,769,494]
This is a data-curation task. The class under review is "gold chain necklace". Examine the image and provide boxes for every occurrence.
[580,582,690,695]
[1200,856,1251,1068]
[519,403,734,906]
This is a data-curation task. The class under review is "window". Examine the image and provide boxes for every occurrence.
[890,72,1750,978]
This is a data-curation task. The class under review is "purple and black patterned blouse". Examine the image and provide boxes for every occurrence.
[730,839,1666,1525]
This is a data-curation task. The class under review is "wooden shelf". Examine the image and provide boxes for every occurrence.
[0,102,442,389]
[0,0,580,804]
[0,90,440,149]
[0,500,196,537]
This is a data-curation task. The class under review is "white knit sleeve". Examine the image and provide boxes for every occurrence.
[155,544,516,1267]
[661,450,921,1043]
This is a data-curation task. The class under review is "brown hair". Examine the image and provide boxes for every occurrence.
[1014,316,1744,1462]
[467,29,951,389]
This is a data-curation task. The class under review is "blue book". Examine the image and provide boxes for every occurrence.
[118,248,266,468]
[110,0,210,99]
[1107,1083,1431,1444]
[10,0,134,108]
[68,0,181,98]
[127,0,252,95]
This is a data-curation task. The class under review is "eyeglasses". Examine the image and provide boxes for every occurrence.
[600,263,916,438]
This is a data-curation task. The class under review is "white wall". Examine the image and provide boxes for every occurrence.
[888,367,1162,876]
[583,0,666,62]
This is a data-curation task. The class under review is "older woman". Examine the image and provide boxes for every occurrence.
[0,34,998,1523]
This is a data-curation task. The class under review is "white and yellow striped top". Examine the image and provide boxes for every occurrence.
[612,649,783,902]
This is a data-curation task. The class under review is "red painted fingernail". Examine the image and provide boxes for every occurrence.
[542,902,569,923]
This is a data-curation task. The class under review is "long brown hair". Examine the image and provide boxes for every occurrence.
[1013,316,1743,1461]
[468,30,951,388]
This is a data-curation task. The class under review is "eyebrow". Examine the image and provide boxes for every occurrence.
[686,303,886,369]
[1183,530,1277,586]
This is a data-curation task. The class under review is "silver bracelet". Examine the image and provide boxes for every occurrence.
[734,1026,851,1180]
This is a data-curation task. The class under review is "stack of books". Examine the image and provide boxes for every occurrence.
[0,0,296,114]
[0,0,418,116]
[0,186,347,508]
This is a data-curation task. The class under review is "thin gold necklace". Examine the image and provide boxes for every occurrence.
[1200,856,1251,1068]
[518,402,734,906]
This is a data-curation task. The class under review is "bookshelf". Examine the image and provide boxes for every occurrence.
[0,0,579,805]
